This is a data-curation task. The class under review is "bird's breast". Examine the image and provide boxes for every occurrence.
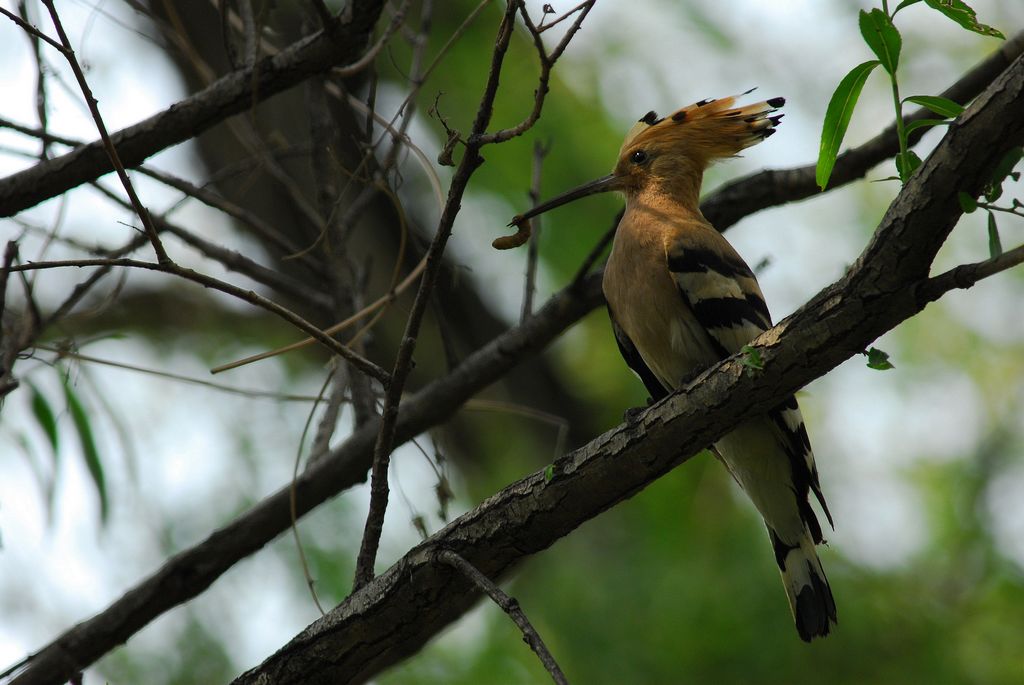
[603,228,719,390]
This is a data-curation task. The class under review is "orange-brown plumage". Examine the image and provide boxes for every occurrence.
[508,93,836,641]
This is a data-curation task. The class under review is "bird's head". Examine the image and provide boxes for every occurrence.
[504,92,784,239]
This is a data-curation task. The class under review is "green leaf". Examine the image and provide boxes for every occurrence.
[893,0,924,15]
[987,212,1003,258]
[27,381,59,454]
[904,95,965,118]
[904,118,951,138]
[922,0,1005,39]
[958,191,978,213]
[817,60,881,190]
[984,147,1023,201]
[866,347,895,370]
[895,150,922,181]
[740,345,764,372]
[62,379,109,523]
[543,464,555,482]
[859,9,902,74]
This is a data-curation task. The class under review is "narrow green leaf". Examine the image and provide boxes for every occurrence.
[904,95,965,118]
[27,381,59,454]
[817,60,881,190]
[543,464,555,482]
[62,380,109,523]
[957,191,977,213]
[904,118,951,138]
[859,9,902,74]
[923,0,1005,39]
[866,347,895,370]
[893,0,924,15]
[895,150,922,182]
[984,147,1023,201]
[987,212,1003,258]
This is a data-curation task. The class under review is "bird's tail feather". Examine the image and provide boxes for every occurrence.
[769,528,837,642]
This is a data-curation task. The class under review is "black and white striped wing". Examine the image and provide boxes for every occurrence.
[666,235,833,534]
[666,239,771,357]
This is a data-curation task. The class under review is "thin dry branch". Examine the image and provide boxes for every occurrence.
[352,0,524,590]
[41,0,169,264]
[521,140,549,322]
[919,243,1024,302]
[0,0,388,217]
[87,181,332,309]
[0,5,65,53]
[473,1,595,146]
[8,258,390,384]
[437,550,569,685]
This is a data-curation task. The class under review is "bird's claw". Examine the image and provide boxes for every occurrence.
[623,406,645,426]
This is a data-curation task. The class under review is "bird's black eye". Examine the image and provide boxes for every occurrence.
[630,149,649,165]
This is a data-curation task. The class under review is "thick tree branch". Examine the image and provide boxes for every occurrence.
[0,1,386,217]
[226,51,1024,685]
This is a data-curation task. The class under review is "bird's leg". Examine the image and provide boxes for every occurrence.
[622,397,655,426]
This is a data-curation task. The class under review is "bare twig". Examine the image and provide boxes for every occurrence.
[37,346,322,401]
[0,241,20,327]
[10,258,390,385]
[352,0,523,590]
[210,247,428,373]
[0,114,314,259]
[536,0,591,33]
[237,0,259,70]
[521,140,549,322]
[438,550,569,685]
[919,243,1024,302]
[0,1,388,217]
[0,5,65,53]
[17,2,52,161]
[332,1,407,77]
[87,181,333,309]
[290,368,339,618]
[41,0,171,265]
[473,1,595,146]
[41,232,152,328]
[0,242,30,398]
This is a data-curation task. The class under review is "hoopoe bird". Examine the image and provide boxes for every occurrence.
[508,94,837,641]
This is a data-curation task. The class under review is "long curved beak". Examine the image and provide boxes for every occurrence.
[509,173,621,227]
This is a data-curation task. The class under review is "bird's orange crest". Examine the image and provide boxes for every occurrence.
[619,91,785,166]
